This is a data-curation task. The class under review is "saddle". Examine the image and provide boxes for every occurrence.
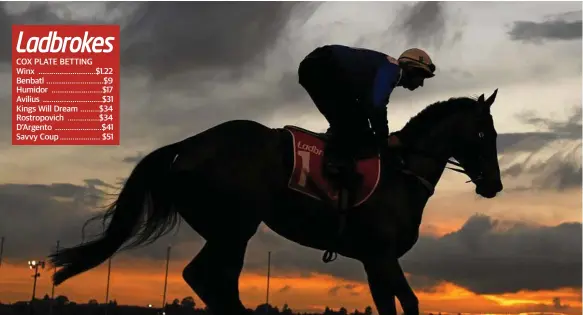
[284,125,403,263]
[320,133,403,263]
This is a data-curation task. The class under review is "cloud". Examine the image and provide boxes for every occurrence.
[278,285,292,293]
[498,106,582,190]
[519,106,582,137]
[0,182,105,260]
[497,132,562,153]
[244,214,581,296]
[328,284,361,297]
[392,1,464,50]
[0,180,202,263]
[3,2,318,76]
[119,2,319,80]
[508,11,583,43]
[122,152,145,164]
[402,214,582,294]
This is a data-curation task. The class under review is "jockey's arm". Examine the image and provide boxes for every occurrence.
[365,60,400,143]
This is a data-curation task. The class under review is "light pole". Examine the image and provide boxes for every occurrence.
[48,241,60,315]
[162,245,171,313]
[0,236,5,268]
[265,251,271,314]
[28,260,45,315]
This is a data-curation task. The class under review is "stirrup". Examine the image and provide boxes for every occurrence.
[322,183,351,264]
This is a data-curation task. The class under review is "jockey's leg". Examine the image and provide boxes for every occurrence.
[324,105,372,187]
[298,46,371,184]
[298,47,347,174]
[298,46,340,124]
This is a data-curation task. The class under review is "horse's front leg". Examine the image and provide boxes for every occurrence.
[362,253,419,315]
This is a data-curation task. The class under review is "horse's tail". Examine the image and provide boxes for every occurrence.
[49,141,182,285]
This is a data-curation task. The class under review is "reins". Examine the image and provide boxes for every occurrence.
[398,145,480,184]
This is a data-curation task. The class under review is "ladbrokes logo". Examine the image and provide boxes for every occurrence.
[16,31,115,54]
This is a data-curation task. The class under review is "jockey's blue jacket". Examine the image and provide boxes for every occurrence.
[327,44,401,110]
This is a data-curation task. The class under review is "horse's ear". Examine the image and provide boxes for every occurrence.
[478,94,485,103]
[485,88,498,107]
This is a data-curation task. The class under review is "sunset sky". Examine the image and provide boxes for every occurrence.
[0,2,581,315]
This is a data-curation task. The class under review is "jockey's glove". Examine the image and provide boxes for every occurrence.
[368,106,389,145]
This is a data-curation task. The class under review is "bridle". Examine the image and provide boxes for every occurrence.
[393,143,483,196]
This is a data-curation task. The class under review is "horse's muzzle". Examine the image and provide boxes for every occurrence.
[475,179,503,198]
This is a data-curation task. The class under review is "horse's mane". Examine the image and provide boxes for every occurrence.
[398,96,478,142]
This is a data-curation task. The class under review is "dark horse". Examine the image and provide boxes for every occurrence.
[49,90,503,315]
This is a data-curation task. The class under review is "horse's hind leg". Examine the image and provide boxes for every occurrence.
[182,239,252,315]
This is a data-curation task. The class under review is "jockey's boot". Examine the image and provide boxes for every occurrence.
[323,131,360,189]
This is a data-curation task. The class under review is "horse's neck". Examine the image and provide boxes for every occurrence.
[401,118,456,188]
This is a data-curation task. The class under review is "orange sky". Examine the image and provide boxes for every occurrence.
[0,259,580,315]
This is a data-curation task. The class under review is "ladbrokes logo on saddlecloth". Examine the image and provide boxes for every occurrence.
[12,25,120,146]
[15,30,116,54]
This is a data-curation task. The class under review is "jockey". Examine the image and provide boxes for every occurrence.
[297,44,436,176]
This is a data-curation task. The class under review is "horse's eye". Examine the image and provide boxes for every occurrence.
[478,131,485,138]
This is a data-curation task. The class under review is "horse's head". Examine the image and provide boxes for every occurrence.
[450,89,503,198]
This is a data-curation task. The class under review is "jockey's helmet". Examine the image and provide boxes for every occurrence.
[398,48,436,78]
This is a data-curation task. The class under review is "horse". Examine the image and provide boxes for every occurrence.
[48,89,503,315]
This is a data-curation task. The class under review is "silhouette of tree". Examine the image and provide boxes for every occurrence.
[55,295,69,307]
[0,297,471,315]
[281,303,293,315]
[180,296,196,309]
[42,294,50,301]
[255,303,280,315]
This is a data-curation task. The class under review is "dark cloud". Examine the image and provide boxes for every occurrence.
[0,182,105,261]
[244,214,581,295]
[406,274,441,293]
[328,284,361,297]
[498,106,582,190]
[392,1,465,50]
[497,132,561,153]
[3,2,318,78]
[508,11,583,43]
[0,3,66,62]
[401,214,581,294]
[519,106,582,137]
[0,181,202,264]
[502,145,581,191]
[122,152,145,164]
[120,2,319,80]
[278,285,292,293]
[84,178,117,190]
